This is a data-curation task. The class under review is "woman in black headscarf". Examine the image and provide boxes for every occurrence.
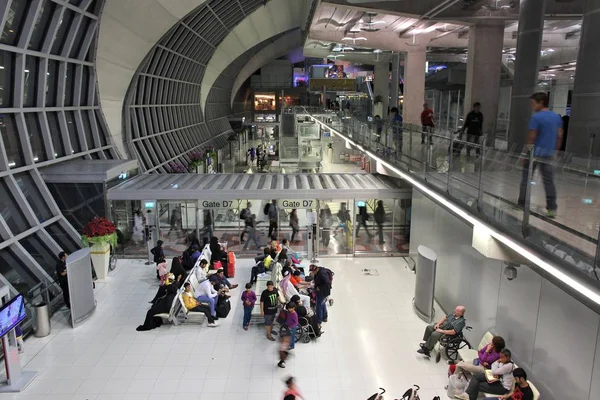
[137,284,178,331]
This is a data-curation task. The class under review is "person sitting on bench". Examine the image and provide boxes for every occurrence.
[194,274,226,319]
[182,282,218,327]
[209,268,238,290]
[417,305,466,357]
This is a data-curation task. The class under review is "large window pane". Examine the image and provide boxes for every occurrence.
[70,17,91,59]
[25,113,48,162]
[64,63,75,106]
[0,114,26,168]
[0,50,15,108]
[81,110,95,148]
[28,2,57,51]
[0,179,31,234]
[45,222,80,254]
[14,172,53,223]
[0,247,40,298]
[45,59,59,106]
[24,56,40,107]
[1,0,30,45]
[65,111,81,153]
[80,66,90,105]
[19,233,58,277]
[46,112,65,157]
[50,8,74,55]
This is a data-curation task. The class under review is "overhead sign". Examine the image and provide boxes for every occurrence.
[199,200,239,209]
[281,199,316,209]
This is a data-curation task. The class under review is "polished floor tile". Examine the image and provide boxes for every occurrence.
[2,257,450,400]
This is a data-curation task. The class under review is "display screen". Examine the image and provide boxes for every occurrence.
[356,201,366,207]
[0,295,26,338]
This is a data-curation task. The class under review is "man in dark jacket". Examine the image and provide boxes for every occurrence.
[374,200,385,245]
[462,102,484,156]
[310,264,332,325]
[56,251,70,309]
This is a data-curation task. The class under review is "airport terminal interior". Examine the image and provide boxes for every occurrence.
[1,0,600,399]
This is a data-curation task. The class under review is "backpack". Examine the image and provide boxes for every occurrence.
[263,203,271,215]
[324,268,334,287]
[276,309,287,325]
[240,208,247,220]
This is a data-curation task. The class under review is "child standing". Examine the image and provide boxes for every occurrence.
[241,283,257,331]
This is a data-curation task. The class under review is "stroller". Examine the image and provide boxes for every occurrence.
[367,385,424,400]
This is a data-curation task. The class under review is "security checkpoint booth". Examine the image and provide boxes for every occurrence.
[107,173,412,259]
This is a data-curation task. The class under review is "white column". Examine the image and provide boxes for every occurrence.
[549,79,570,116]
[374,61,389,117]
[403,49,427,125]
[464,21,505,143]
[391,53,400,110]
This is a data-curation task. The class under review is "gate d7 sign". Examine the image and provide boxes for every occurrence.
[200,200,238,209]
[281,200,315,209]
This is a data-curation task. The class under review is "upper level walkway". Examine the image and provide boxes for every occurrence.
[300,107,600,311]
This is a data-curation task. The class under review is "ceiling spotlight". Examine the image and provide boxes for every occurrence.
[342,36,367,41]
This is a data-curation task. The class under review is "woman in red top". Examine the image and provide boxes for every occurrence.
[283,376,303,400]
[420,103,435,144]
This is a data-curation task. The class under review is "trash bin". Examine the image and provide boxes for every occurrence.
[33,302,51,337]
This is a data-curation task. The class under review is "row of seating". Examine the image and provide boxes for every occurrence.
[155,244,215,325]
[457,331,541,399]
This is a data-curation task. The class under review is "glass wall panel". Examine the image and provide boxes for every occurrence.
[157,200,197,258]
[25,113,48,162]
[0,50,15,107]
[0,246,41,297]
[1,0,30,46]
[14,172,53,223]
[45,222,80,254]
[19,232,58,277]
[24,55,40,107]
[317,199,353,256]
[1,114,26,168]
[0,178,31,235]
[29,2,57,51]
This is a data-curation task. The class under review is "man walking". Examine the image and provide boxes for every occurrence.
[517,92,563,218]
[390,107,403,156]
[462,102,484,156]
[420,103,435,144]
[267,199,279,238]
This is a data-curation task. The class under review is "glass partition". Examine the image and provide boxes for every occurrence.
[317,199,354,257]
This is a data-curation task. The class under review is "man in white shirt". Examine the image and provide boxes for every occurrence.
[194,278,224,318]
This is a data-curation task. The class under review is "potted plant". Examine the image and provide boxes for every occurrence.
[82,217,117,281]
[188,150,205,173]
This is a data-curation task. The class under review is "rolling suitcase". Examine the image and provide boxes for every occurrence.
[227,251,236,278]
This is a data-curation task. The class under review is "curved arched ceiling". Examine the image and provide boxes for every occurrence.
[97,0,209,157]
[200,0,311,111]
[97,0,311,172]
[231,30,304,106]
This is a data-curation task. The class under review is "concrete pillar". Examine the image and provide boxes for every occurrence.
[567,0,600,156]
[508,0,546,149]
[391,53,400,110]
[508,0,546,150]
[464,21,505,144]
[403,49,427,125]
[374,61,389,117]
[549,79,570,116]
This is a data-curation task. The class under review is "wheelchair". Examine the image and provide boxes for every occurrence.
[294,316,318,344]
[436,325,473,363]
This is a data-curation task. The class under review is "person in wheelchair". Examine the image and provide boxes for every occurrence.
[289,295,321,338]
[417,305,466,358]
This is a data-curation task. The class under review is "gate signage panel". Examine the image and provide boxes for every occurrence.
[281,199,316,209]
[200,200,239,209]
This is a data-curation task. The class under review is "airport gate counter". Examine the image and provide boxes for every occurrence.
[106,173,413,259]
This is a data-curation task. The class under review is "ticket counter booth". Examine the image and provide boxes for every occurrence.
[107,173,412,259]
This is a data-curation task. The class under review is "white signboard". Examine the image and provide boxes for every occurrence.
[281,199,316,209]
[199,200,239,209]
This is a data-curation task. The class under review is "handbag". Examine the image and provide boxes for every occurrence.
[212,260,223,270]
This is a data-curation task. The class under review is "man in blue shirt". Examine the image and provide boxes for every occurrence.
[517,92,563,217]
[390,107,403,156]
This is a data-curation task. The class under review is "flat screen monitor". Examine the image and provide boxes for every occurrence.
[0,294,26,338]
[356,201,366,207]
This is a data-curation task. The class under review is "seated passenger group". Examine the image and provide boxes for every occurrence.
[417,305,534,400]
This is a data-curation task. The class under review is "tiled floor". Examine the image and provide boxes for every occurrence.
[4,257,450,400]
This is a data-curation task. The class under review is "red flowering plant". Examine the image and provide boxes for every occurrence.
[81,217,118,248]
